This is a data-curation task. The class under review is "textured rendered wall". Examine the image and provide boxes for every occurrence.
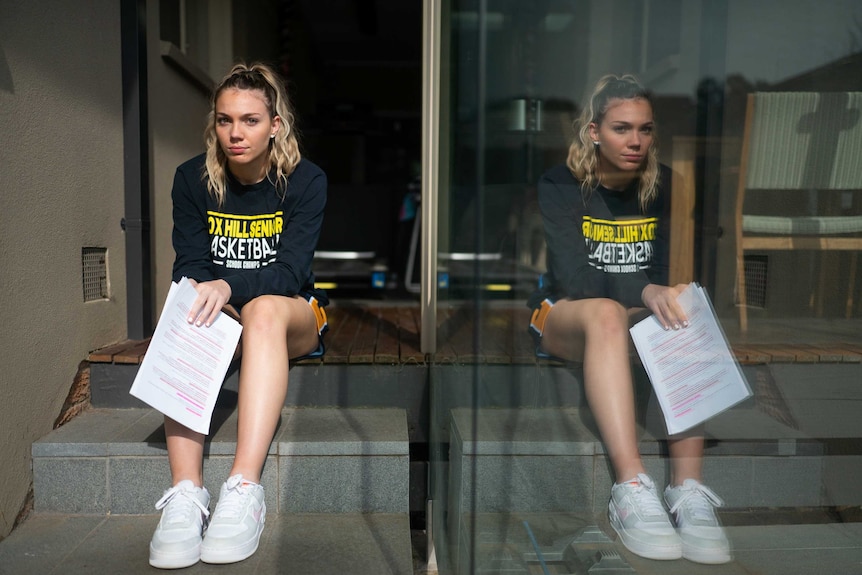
[146,1,213,319]
[0,1,127,538]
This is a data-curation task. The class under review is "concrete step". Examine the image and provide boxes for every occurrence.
[32,407,409,515]
[0,513,414,575]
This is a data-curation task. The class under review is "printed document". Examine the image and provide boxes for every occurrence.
[630,283,751,435]
[130,277,242,434]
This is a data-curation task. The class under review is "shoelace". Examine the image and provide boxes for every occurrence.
[212,475,253,520]
[626,473,666,518]
[155,484,209,526]
[668,481,724,522]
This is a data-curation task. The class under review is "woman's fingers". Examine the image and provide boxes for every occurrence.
[204,298,224,327]
[642,284,689,330]
[187,280,232,327]
[642,284,669,329]
[659,292,681,330]
[669,283,690,328]
[188,292,214,326]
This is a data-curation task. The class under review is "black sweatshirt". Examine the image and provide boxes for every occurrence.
[171,154,328,307]
[527,163,671,311]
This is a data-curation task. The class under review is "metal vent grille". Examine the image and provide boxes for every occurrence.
[742,255,768,308]
[82,248,109,302]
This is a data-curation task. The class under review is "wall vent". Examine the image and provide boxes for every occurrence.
[742,255,768,308]
[82,247,109,302]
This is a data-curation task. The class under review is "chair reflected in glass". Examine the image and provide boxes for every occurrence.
[734,91,862,331]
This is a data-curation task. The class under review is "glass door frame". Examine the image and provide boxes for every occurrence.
[420,0,442,354]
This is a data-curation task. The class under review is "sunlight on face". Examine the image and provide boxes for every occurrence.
[215,88,280,184]
[590,98,654,183]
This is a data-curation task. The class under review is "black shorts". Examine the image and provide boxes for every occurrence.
[299,294,328,359]
[528,297,555,359]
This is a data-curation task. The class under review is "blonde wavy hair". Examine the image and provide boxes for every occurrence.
[203,62,301,206]
[566,74,660,212]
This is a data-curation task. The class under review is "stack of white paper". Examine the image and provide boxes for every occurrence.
[130,277,243,435]
[630,283,751,435]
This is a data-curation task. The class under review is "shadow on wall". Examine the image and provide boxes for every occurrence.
[0,45,13,93]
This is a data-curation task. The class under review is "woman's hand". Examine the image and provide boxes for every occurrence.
[187,279,232,327]
[641,283,689,331]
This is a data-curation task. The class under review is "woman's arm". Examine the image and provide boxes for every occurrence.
[171,165,216,285]
[540,168,672,310]
[170,164,230,327]
[221,169,327,303]
[604,168,674,307]
[640,166,687,330]
[539,175,609,301]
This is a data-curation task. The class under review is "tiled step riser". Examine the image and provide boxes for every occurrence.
[33,408,409,516]
[32,453,409,515]
[446,452,830,514]
[443,407,837,510]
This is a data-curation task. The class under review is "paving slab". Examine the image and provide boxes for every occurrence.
[428,511,862,575]
[729,524,862,575]
[0,513,411,575]
[0,514,105,575]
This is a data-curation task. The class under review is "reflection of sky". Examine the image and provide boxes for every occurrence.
[726,0,862,84]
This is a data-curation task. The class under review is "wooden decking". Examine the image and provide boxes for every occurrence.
[88,302,862,367]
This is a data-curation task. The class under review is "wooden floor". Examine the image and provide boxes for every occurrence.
[88,301,862,367]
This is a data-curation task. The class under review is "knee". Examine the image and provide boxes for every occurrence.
[584,298,629,339]
[240,296,288,337]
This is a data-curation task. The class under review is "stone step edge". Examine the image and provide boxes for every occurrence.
[34,406,410,458]
[35,405,832,461]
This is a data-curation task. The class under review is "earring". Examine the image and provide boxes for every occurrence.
[593,140,600,146]
[270,134,276,139]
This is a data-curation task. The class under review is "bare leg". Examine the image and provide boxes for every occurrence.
[165,417,205,487]
[229,295,318,483]
[540,298,645,482]
[668,432,705,486]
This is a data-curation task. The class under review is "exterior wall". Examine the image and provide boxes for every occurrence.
[145,0,213,318]
[0,0,214,539]
[0,1,127,538]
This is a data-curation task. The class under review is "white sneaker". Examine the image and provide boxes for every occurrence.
[200,474,266,564]
[665,479,732,564]
[608,473,683,560]
[149,480,210,569]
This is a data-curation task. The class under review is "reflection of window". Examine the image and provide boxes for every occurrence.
[160,0,183,49]
[636,0,682,80]
[159,0,232,82]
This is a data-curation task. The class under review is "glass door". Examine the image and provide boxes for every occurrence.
[425,1,862,574]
